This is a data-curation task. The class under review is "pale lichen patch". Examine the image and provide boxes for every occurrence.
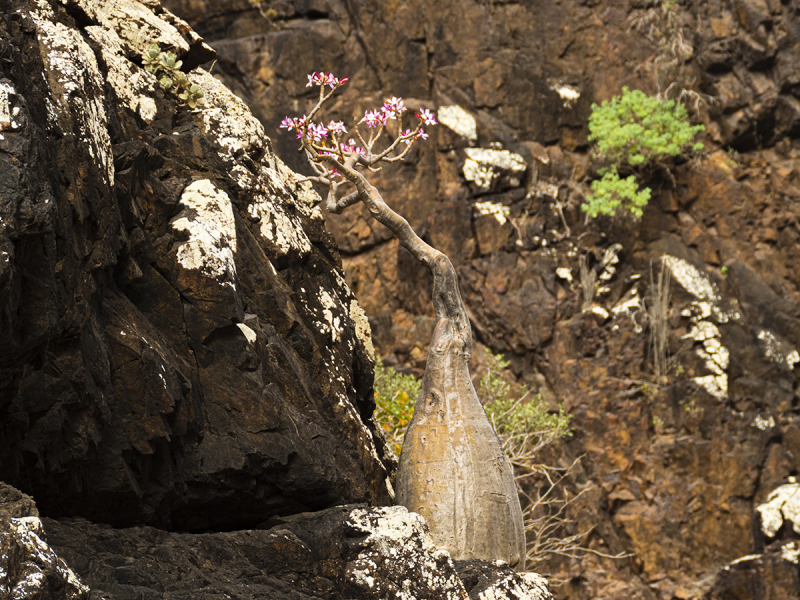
[84,26,159,124]
[757,330,800,370]
[474,201,511,225]
[65,0,191,56]
[247,196,313,257]
[31,13,114,186]
[757,483,800,537]
[0,81,17,131]
[346,507,468,600]
[171,180,238,288]
[753,415,775,430]
[237,323,257,344]
[555,267,573,282]
[463,148,526,190]
[662,255,718,302]
[195,69,266,166]
[781,542,800,564]
[550,81,581,107]
[7,517,89,598]
[317,289,343,343]
[350,299,375,357]
[437,105,477,142]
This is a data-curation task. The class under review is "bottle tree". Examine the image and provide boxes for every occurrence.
[281,73,525,570]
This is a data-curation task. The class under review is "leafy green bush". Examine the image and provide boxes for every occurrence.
[373,356,421,455]
[584,87,703,218]
[479,349,572,455]
[142,44,205,109]
[373,349,571,457]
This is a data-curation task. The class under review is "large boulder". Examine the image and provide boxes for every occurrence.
[0,0,393,530]
[41,503,554,599]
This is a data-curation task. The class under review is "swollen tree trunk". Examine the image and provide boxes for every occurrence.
[328,179,526,570]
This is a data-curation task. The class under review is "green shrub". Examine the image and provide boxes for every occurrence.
[584,166,651,219]
[584,87,703,218]
[142,44,204,109]
[373,349,571,457]
[373,356,421,456]
[479,349,572,454]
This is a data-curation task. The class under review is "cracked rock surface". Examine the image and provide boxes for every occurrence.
[38,503,551,600]
[0,0,393,530]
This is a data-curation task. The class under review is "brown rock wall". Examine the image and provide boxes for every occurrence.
[160,0,800,597]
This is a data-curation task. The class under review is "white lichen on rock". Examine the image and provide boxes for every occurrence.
[171,180,238,288]
[757,483,800,537]
[346,506,469,600]
[555,267,573,283]
[31,9,115,185]
[611,293,644,332]
[549,81,581,107]
[317,289,343,343]
[84,26,159,124]
[781,542,800,564]
[478,571,551,600]
[664,256,736,398]
[438,105,477,142]
[236,323,257,344]
[474,201,511,225]
[247,196,313,257]
[65,0,191,56]
[682,318,728,399]
[663,255,718,302]
[5,517,89,599]
[0,81,17,131]
[757,329,800,370]
[599,244,622,282]
[463,148,525,190]
[752,414,775,430]
[350,299,375,357]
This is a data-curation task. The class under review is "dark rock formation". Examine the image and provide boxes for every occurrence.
[156,0,800,597]
[1,487,89,600]
[41,504,551,599]
[0,0,393,531]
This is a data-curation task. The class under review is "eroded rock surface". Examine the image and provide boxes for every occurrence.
[40,504,553,600]
[0,0,392,530]
[157,0,800,597]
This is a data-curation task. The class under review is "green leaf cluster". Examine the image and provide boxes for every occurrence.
[584,166,651,218]
[373,356,421,456]
[373,348,572,459]
[142,44,205,109]
[479,349,572,451]
[584,87,703,217]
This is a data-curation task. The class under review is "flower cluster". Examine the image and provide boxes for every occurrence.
[281,73,438,182]
[306,72,349,88]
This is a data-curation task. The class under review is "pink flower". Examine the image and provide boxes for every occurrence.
[416,129,429,140]
[306,72,319,87]
[327,120,347,135]
[401,129,414,144]
[310,123,329,141]
[280,117,296,129]
[341,139,366,156]
[415,109,437,126]
[364,109,388,128]
[330,168,341,178]
[323,73,337,88]
[383,97,406,118]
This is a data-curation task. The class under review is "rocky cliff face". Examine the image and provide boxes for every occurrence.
[0,0,396,532]
[155,0,800,598]
[0,1,558,597]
